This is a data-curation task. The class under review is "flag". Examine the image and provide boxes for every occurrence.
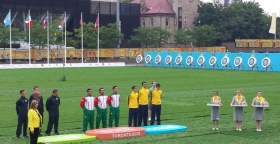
[25,12,32,27]
[4,11,11,28]
[42,16,48,29]
[94,15,99,30]
[269,13,277,34]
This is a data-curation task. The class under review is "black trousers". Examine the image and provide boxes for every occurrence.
[138,105,148,126]
[45,112,59,134]
[151,105,161,125]
[128,108,138,127]
[16,115,27,137]
[30,128,40,144]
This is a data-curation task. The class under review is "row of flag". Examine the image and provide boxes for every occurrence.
[3,11,99,30]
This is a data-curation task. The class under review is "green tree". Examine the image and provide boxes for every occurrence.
[99,23,124,48]
[151,27,171,47]
[192,25,220,47]
[74,22,98,48]
[0,23,22,49]
[174,27,195,47]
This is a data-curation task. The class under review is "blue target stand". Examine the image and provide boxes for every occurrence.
[136,55,143,66]
[185,54,195,69]
[221,54,231,70]
[164,55,173,68]
[154,54,163,67]
[209,54,219,70]
[248,54,259,71]
[197,54,207,69]
[174,54,183,68]
[261,55,273,72]
[233,55,245,71]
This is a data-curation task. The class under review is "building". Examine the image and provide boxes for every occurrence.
[130,0,200,44]
[0,0,140,47]
[212,0,239,7]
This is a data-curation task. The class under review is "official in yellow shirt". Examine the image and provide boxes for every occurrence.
[28,99,42,144]
[151,83,162,125]
[138,82,149,126]
[127,86,138,127]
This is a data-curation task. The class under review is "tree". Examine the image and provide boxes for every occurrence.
[99,23,124,48]
[192,25,220,47]
[0,23,22,49]
[151,27,171,47]
[131,27,154,47]
[74,22,98,48]
[174,27,195,47]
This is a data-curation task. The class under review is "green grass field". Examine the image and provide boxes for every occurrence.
[0,67,279,144]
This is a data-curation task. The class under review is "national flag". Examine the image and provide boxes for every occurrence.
[25,11,32,27]
[4,11,11,28]
[94,15,99,30]
[42,16,48,29]
[269,13,277,34]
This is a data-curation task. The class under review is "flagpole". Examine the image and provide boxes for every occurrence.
[47,11,50,64]
[97,13,100,64]
[81,12,84,63]
[28,10,31,65]
[64,11,67,64]
[9,9,12,65]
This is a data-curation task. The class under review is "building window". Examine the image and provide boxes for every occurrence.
[178,7,182,29]
[142,18,145,27]
[150,18,153,26]
[166,18,169,27]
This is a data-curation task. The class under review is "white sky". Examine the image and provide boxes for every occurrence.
[202,0,280,16]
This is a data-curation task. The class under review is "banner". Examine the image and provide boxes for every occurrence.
[0,47,226,60]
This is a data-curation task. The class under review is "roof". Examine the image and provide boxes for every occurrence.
[130,0,174,15]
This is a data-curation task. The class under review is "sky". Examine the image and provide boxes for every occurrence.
[202,0,280,16]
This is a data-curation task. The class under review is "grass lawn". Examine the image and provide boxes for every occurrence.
[0,67,279,144]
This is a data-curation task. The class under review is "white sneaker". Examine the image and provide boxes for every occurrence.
[216,128,219,130]
[212,128,215,130]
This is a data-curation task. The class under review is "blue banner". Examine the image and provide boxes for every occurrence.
[144,52,279,72]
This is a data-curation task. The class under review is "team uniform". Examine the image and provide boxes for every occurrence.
[45,95,60,135]
[16,96,29,138]
[128,91,138,127]
[107,93,120,127]
[138,87,149,126]
[80,95,95,132]
[150,89,162,125]
[94,95,108,129]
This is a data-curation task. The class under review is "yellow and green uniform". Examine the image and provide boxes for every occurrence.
[107,93,120,127]
[138,87,149,126]
[151,89,162,125]
[128,91,138,127]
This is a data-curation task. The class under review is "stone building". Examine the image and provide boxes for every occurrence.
[130,0,200,44]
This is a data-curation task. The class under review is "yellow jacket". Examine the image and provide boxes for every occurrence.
[28,109,42,131]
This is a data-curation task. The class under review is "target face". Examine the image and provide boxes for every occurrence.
[186,56,193,65]
[175,56,182,65]
[197,56,205,66]
[234,57,242,67]
[209,56,217,66]
[221,57,229,66]
[248,57,257,68]
[165,56,172,64]
[145,55,152,64]
[261,57,271,68]
[136,55,143,64]
[155,55,161,64]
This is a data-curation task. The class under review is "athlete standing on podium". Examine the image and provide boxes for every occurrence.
[80,89,95,133]
[107,86,120,127]
[138,82,150,126]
